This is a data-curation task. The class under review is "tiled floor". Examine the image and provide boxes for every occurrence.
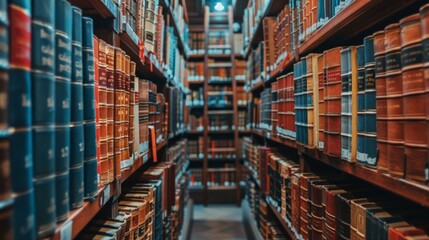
[190,204,247,240]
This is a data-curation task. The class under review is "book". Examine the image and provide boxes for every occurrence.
[420,4,429,184]
[69,6,84,212]
[54,0,72,222]
[82,16,98,198]
[374,30,389,172]
[323,47,342,157]
[384,23,404,177]
[31,0,56,237]
[399,14,427,183]
[317,54,325,150]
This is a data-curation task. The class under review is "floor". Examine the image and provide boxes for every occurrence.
[190,204,248,240]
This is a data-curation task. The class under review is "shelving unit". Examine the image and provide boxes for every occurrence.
[242,0,429,239]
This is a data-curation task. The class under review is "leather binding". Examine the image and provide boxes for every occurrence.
[259,147,271,195]
[324,47,343,157]
[421,4,429,185]
[323,186,347,240]
[98,39,110,185]
[291,173,301,232]
[156,5,164,64]
[114,48,123,179]
[399,14,428,183]
[384,23,404,177]
[350,199,371,240]
[82,17,98,199]
[272,81,279,136]
[32,0,56,237]
[106,44,115,181]
[8,0,36,238]
[54,0,72,222]
[310,181,333,240]
[263,17,277,75]
[309,54,320,149]
[373,30,389,172]
[364,36,377,167]
[356,45,366,164]
[299,173,318,238]
[317,54,325,150]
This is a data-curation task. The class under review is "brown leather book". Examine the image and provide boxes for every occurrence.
[421,5,429,184]
[263,17,278,75]
[400,13,428,183]
[384,23,405,177]
[323,47,343,157]
[291,173,301,233]
[317,54,326,150]
[374,30,389,173]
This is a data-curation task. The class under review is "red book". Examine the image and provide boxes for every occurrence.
[323,47,342,157]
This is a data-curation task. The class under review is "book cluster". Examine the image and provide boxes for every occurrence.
[248,6,429,186]
[244,141,429,240]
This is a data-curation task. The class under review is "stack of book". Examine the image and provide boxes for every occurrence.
[186,88,204,107]
[166,86,185,138]
[242,0,269,50]
[166,139,188,178]
[207,166,239,187]
[187,115,203,132]
[260,88,272,131]
[209,114,234,131]
[276,73,296,139]
[187,62,204,82]
[188,32,205,55]
[207,139,236,159]
[235,59,246,81]
[189,169,203,187]
[79,163,177,240]
[208,31,231,54]
[187,138,204,159]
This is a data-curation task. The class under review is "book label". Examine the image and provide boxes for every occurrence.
[34,175,56,238]
[55,171,70,222]
[59,220,72,240]
[70,123,84,167]
[33,126,55,177]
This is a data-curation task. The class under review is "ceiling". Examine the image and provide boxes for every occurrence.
[185,0,248,28]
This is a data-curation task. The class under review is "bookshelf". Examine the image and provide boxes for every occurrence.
[2,0,192,239]
[242,0,429,239]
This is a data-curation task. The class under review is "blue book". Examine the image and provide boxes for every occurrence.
[363,36,377,166]
[8,0,36,239]
[341,48,352,161]
[70,164,83,209]
[71,6,83,122]
[317,0,325,24]
[356,45,366,164]
[54,0,72,222]
[33,175,56,238]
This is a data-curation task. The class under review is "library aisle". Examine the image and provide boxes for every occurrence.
[2,0,429,239]
[191,204,247,240]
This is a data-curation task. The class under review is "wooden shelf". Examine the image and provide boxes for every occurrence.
[299,146,429,208]
[251,127,429,207]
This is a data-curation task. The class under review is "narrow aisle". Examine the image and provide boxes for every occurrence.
[190,205,247,240]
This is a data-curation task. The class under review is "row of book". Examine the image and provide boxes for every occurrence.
[166,87,185,138]
[185,89,204,107]
[187,115,203,132]
[186,62,204,82]
[249,6,429,185]
[1,1,100,238]
[189,166,242,188]
[245,142,429,240]
[78,162,180,240]
[188,32,205,55]
[166,139,188,178]
[244,0,354,76]
[187,138,204,160]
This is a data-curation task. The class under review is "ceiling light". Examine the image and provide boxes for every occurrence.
[214,2,225,11]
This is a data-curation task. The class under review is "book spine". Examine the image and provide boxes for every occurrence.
[420,4,429,184]
[400,14,427,183]
[324,47,342,157]
[363,36,377,166]
[106,44,115,182]
[82,17,98,198]
[114,48,123,179]
[356,45,366,164]
[317,55,325,150]
[93,36,100,187]
[384,23,404,177]
[0,0,10,212]
[54,0,71,223]
[341,48,352,162]
[31,0,56,237]
[70,6,84,210]
[98,39,109,185]
[373,30,388,172]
